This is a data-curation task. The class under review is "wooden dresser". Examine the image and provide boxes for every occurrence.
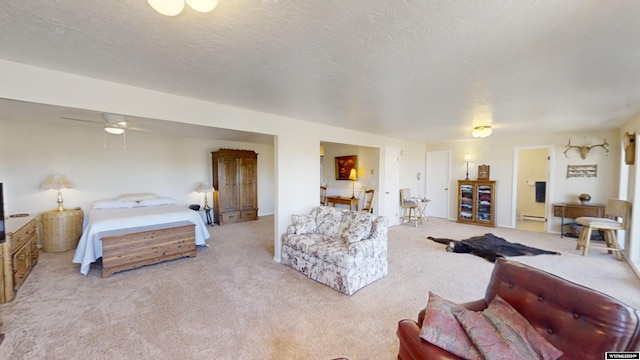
[211,149,258,225]
[1,214,39,303]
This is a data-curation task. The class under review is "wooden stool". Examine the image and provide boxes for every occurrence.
[575,199,630,260]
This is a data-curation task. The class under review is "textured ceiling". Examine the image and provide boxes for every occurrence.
[1,0,640,142]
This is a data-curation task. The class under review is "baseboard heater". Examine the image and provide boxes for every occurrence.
[521,215,545,222]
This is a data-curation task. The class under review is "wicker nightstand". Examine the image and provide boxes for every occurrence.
[41,209,83,252]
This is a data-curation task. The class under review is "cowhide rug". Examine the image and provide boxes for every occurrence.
[427,233,561,262]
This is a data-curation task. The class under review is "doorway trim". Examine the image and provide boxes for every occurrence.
[384,146,400,226]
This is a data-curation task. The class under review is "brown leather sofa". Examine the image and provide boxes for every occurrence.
[397,258,640,360]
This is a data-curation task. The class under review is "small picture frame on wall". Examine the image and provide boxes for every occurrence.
[477,165,490,180]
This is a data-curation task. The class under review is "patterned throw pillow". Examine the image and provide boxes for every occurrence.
[455,295,563,360]
[420,293,563,360]
[315,207,345,238]
[340,212,374,244]
[419,292,483,360]
[454,310,529,360]
[292,214,318,235]
[465,295,564,360]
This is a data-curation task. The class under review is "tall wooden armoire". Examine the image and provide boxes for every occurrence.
[211,149,258,225]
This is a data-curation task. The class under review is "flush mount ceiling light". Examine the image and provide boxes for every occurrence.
[148,0,218,16]
[472,125,493,138]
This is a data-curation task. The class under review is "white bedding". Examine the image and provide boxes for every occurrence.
[72,204,210,275]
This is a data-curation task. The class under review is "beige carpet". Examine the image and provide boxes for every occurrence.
[1,216,639,360]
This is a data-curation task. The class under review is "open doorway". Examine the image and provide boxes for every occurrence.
[513,146,552,232]
[319,141,381,214]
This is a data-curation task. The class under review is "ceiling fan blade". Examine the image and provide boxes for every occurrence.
[61,116,103,124]
[62,115,151,133]
[127,126,151,132]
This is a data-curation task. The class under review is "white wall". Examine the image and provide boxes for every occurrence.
[0,119,275,216]
[0,59,425,263]
[3,59,631,265]
[426,130,619,231]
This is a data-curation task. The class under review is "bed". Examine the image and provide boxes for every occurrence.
[72,195,210,276]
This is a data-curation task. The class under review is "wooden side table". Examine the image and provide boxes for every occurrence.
[325,196,359,211]
[41,209,83,252]
[552,202,605,238]
[197,208,214,226]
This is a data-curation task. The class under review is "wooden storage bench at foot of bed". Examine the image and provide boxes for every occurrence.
[100,221,197,278]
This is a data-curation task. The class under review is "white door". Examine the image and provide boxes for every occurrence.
[426,151,451,219]
[384,147,400,226]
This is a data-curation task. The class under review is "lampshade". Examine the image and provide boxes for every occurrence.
[196,181,215,193]
[348,168,357,181]
[148,0,218,16]
[472,126,492,138]
[41,174,75,190]
[196,181,215,211]
[41,174,75,211]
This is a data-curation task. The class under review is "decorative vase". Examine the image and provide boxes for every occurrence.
[579,193,591,205]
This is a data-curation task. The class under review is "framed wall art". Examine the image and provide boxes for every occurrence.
[566,164,597,178]
[477,164,490,180]
[335,155,357,180]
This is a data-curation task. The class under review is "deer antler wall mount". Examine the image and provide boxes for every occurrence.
[564,138,609,159]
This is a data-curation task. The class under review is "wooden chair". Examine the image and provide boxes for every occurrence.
[320,185,327,205]
[575,198,631,260]
[362,189,375,213]
[400,188,419,226]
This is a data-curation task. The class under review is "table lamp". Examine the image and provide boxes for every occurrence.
[41,174,75,211]
[348,168,357,199]
[464,153,471,180]
[196,181,215,210]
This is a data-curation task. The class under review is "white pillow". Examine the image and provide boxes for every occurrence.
[136,197,177,207]
[117,193,158,202]
[92,199,138,209]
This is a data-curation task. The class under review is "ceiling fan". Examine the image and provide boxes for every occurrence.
[61,113,147,135]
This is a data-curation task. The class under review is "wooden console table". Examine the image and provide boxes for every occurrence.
[552,202,605,238]
[326,196,359,211]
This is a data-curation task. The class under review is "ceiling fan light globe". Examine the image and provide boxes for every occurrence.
[186,0,218,13]
[105,126,125,135]
[148,0,185,16]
